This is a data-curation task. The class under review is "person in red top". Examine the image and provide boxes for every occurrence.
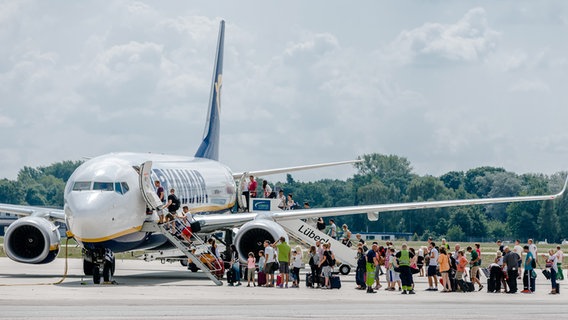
[248,176,258,198]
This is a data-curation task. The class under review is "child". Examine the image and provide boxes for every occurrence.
[291,250,302,288]
[247,252,256,287]
[257,250,266,286]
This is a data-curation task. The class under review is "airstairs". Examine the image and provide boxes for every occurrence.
[142,218,224,286]
[278,219,357,274]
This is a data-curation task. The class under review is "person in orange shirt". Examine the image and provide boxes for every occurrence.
[438,247,452,292]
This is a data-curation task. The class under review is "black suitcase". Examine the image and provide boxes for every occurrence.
[459,279,475,292]
[306,273,323,287]
[226,269,235,284]
[330,275,341,289]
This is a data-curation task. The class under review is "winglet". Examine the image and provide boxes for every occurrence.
[195,20,225,161]
[554,174,568,198]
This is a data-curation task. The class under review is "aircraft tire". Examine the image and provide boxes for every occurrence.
[103,261,112,282]
[93,265,101,284]
[83,259,94,276]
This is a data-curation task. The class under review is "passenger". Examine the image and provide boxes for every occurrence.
[263,240,276,287]
[316,217,326,231]
[438,247,451,292]
[475,243,482,280]
[258,250,266,280]
[373,244,383,290]
[328,219,337,240]
[513,239,523,279]
[275,236,291,288]
[417,246,425,277]
[455,250,468,285]
[555,246,564,281]
[207,238,219,259]
[502,246,519,293]
[248,175,257,198]
[341,224,352,247]
[497,240,504,253]
[355,246,366,290]
[409,247,418,290]
[467,246,483,291]
[164,189,181,231]
[528,239,538,257]
[308,245,321,288]
[426,242,439,291]
[262,180,272,198]
[495,251,507,293]
[396,243,415,294]
[241,177,250,212]
[277,190,286,210]
[247,252,256,287]
[154,180,165,224]
[229,244,241,286]
[522,245,536,293]
[365,243,378,293]
[286,193,296,210]
[544,249,558,294]
[319,243,335,290]
[303,202,310,209]
[291,250,302,288]
[387,247,401,291]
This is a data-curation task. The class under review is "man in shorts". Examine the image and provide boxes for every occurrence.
[276,236,291,288]
[467,246,484,291]
[426,242,439,291]
[154,180,165,224]
[263,240,276,287]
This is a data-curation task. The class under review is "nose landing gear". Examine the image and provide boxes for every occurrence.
[82,248,115,284]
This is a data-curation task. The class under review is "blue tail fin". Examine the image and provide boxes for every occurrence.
[195,20,225,161]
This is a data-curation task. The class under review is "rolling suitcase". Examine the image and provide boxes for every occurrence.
[226,269,235,285]
[330,275,341,289]
[258,271,266,286]
[276,274,283,286]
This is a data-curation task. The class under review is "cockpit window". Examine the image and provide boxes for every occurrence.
[93,182,114,191]
[114,182,130,195]
[72,181,91,191]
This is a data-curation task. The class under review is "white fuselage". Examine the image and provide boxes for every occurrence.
[64,152,236,251]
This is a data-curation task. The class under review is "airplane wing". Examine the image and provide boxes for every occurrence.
[0,204,65,222]
[232,159,362,179]
[197,175,568,230]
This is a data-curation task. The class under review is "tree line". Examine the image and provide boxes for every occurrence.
[0,154,565,243]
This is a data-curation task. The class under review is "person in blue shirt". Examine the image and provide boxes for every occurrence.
[522,245,536,293]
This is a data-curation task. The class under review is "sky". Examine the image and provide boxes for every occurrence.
[1,1,567,183]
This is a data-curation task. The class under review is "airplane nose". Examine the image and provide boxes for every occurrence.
[66,192,117,240]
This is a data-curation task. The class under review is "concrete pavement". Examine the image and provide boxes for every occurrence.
[0,257,566,319]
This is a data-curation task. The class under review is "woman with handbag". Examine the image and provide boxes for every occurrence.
[545,249,559,294]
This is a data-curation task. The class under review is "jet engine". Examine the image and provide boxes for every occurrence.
[4,216,61,264]
[234,219,288,262]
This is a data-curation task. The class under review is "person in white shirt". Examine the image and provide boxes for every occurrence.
[555,246,564,281]
[262,180,273,198]
[513,239,524,278]
[291,249,303,287]
[263,240,276,287]
[427,242,439,291]
[276,190,286,210]
[528,239,538,257]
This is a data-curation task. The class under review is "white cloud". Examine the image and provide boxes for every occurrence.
[387,7,499,66]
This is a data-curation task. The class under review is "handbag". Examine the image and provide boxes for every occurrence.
[542,269,551,280]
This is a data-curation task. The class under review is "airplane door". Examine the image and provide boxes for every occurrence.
[139,161,163,210]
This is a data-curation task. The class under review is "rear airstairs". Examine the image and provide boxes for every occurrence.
[141,218,224,286]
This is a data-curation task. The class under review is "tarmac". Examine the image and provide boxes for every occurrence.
[0,257,567,319]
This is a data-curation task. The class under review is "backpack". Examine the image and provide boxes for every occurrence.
[170,195,180,211]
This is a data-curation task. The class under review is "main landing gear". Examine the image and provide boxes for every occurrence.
[82,248,116,284]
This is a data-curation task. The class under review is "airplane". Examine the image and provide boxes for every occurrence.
[1,20,567,285]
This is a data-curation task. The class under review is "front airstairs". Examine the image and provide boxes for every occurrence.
[142,218,224,286]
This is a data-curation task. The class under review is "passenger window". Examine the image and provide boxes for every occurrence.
[73,181,91,191]
[93,182,114,191]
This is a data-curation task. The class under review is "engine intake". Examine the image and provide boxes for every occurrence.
[4,217,61,264]
[234,219,288,262]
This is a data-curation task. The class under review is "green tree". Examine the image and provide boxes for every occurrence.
[355,153,413,193]
[537,200,560,243]
[446,225,466,242]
